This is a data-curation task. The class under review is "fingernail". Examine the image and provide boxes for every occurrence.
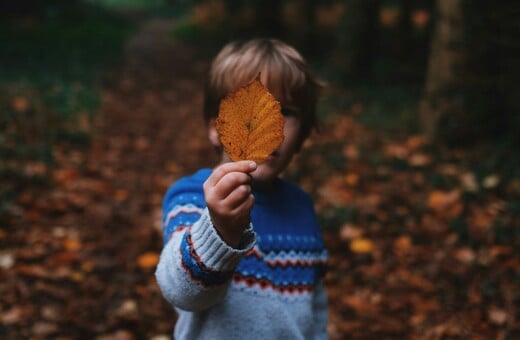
[249,162,257,170]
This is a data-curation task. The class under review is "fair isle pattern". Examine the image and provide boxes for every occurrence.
[164,202,328,297]
[233,234,327,297]
[264,250,328,268]
[157,169,330,339]
[180,231,234,287]
[230,277,315,301]
[163,203,204,227]
[161,169,328,299]
[232,273,314,295]
[248,245,329,268]
[163,203,203,243]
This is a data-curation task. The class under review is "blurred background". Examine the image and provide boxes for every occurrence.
[1,0,519,339]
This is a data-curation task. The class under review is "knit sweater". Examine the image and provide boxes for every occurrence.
[155,168,329,340]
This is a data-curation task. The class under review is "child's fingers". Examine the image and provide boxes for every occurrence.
[205,161,257,187]
[231,192,255,215]
[212,172,252,199]
[223,184,253,208]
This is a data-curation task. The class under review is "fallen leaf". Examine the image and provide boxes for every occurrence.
[216,75,285,163]
[137,252,159,269]
[52,168,80,187]
[427,190,461,212]
[340,224,363,241]
[454,247,476,264]
[11,96,30,112]
[460,172,479,192]
[115,299,139,319]
[0,251,15,269]
[134,136,150,151]
[408,153,432,167]
[482,174,500,189]
[63,238,81,252]
[1,307,23,325]
[488,308,508,326]
[318,175,354,207]
[380,7,399,27]
[350,238,374,254]
[32,321,58,336]
[384,143,408,159]
[165,161,181,173]
[342,294,379,316]
[114,189,129,202]
[393,235,412,254]
[24,162,47,177]
[406,135,427,150]
[412,9,430,27]
[344,173,359,186]
[342,144,359,160]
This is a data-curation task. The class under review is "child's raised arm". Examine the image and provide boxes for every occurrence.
[203,160,257,248]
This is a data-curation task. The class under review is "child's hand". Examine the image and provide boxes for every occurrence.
[203,161,257,247]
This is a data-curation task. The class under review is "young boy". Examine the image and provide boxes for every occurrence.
[155,38,329,339]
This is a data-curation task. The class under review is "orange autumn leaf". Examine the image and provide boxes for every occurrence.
[216,75,285,163]
[350,238,374,254]
[427,190,461,211]
[137,252,159,269]
[63,238,81,252]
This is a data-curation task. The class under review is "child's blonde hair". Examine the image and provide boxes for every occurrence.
[203,38,321,146]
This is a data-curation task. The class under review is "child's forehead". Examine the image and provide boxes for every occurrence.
[258,70,292,106]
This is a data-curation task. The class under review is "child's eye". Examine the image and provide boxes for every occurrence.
[281,108,299,117]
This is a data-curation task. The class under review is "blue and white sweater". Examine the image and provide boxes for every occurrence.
[155,169,329,339]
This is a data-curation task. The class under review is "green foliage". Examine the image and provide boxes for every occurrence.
[0,2,133,141]
[86,0,166,10]
[84,0,190,17]
[172,21,207,42]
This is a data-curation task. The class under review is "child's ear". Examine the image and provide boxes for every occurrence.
[208,119,221,147]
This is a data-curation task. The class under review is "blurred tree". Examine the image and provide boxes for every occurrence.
[418,0,465,140]
[419,0,520,145]
[333,0,381,84]
[0,0,78,19]
[462,1,520,144]
[397,0,412,61]
[251,0,284,38]
[221,0,284,40]
[298,0,319,57]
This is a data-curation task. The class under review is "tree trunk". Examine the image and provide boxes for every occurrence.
[398,0,413,61]
[418,0,465,140]
[335,0,380,85]
[252,0,284,38]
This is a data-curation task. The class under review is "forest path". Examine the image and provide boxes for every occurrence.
[81,17,219,334]
[92,17,216,232]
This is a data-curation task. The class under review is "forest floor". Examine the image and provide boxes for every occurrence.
[1,17,519,339]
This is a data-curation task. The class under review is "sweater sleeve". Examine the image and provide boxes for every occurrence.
[313,279,329,339]
[155,180,256,311]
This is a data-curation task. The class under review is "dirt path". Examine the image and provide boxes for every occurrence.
[91,18,217,232]
[80,18,220,336]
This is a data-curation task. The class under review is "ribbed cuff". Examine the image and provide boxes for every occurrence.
[190,208,256,272]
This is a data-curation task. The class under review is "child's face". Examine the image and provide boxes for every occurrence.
[244,74,303,189]
[248,109,301,189]
[209,76,303,189]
